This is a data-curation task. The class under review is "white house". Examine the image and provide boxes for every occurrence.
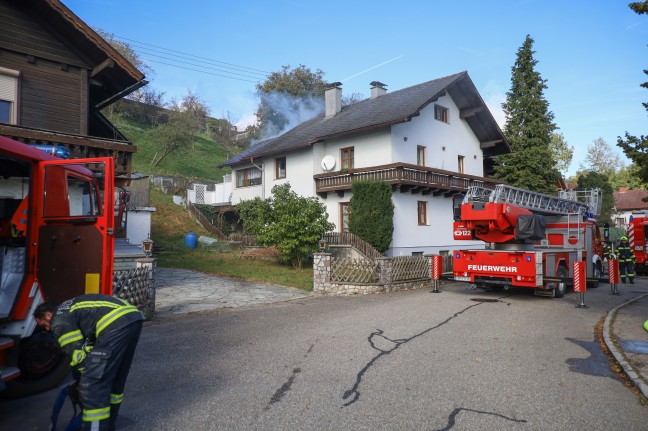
[216,71,510,256]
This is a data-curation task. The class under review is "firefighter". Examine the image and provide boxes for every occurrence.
[34,295,143,431]
[617,236,636,284]
[602,241,612,261]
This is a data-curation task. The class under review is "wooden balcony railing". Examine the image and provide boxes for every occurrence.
[314,163,501,196]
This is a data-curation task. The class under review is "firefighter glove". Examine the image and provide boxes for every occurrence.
[70,349,86,368]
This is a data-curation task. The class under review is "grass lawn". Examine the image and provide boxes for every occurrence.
[150,188,314,291]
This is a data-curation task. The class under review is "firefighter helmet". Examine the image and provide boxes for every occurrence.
[620,236,628,242]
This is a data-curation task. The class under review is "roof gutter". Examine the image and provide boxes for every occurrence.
[94,79,148,111]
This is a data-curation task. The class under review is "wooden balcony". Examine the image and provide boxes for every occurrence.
[0,123,135,177]
[314,163,501,198]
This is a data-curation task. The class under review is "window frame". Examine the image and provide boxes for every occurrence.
[275,156,286,179]
[0,67,20,125]
[458,155,465,174]
[236,167,262,188]
[434,104,449,123]
[340,202,350,233]
[340,147,354,170]
[417,201,428,226]
[417,145,426,166]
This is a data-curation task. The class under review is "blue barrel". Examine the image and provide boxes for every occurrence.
[184,232,197,249]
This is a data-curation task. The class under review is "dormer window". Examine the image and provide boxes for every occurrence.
[434,104,448,123]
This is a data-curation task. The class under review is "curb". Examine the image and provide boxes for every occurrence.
[603,293,648,399]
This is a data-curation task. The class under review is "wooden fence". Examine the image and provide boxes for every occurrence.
[322,231,383,259]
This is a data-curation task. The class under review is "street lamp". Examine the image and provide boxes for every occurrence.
[142,237,154,257]
[319,238,327,252]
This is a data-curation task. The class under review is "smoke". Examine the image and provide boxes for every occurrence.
[257,91,324,141]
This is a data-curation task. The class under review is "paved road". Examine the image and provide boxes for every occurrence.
[2,279,646,430]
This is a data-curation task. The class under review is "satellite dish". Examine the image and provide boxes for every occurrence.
[321,155,336,171]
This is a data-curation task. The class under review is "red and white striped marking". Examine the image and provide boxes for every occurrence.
[573,261,585,292]
[608,259,620,284]
[629,224,635,249]
[432,255,443,280]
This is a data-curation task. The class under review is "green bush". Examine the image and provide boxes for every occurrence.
[349,181,394,252]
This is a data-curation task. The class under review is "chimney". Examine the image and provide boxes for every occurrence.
[370,81,387,98]
[325,82,342,117]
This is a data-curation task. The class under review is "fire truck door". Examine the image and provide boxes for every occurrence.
[36,158,114,304]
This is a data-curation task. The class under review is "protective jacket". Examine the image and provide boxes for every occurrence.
[617,243,636,263]
[51,294,143,431]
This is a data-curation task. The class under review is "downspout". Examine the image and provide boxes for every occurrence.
[250,157,265,199]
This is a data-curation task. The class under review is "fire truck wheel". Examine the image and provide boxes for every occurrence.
[555,267,569,298]
[588,262,602,289]
[2,332,70,398]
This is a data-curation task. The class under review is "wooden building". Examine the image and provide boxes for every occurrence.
[0,0,146,179]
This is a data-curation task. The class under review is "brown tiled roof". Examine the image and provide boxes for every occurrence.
[614,189,648,211]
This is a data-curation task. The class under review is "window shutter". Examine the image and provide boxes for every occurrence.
[0,73,17,101]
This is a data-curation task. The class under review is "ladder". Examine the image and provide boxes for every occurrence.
[464,184,600,216]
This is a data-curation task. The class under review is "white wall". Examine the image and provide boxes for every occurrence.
[391,95,483,176]
[126,207,155,246]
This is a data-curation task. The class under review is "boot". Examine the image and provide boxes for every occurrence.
[109,404,121,431]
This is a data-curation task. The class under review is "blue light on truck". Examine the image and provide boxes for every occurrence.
[455,253,461,259]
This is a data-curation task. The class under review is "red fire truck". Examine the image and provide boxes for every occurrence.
[452,184,604,297]
[0,136,115,396]
[627,210,647,275]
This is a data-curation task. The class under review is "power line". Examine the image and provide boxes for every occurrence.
[114,35,273,76]
[137,49,267,80]
[144,59,261,83]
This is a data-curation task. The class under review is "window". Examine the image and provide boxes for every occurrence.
[417,146,426,166]
[275,157,286,179]
[411,251,423,257]
[340,202,350,233]
[417,201,427,225]
[341,147,354,170]
[236,167,262,187]
[458,155,465,174]
[0,67,19,124]
[43,167,101,218]
[434,104,448,123]
[0,100,10,123]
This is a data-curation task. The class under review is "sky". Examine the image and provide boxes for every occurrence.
[62,0,647,176]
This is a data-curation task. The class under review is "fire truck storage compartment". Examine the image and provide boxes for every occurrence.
[0,198,27,320]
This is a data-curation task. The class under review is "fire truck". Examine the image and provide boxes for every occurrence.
[0,136,115,397]
[627,211,647,275]
[452,184,604,297]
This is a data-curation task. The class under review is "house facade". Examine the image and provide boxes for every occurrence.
[218,72,510,256]
[0,0,146,180]
[613,188,648,228]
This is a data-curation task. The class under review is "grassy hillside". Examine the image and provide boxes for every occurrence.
[115,116,231,182]
[150,188,313,290]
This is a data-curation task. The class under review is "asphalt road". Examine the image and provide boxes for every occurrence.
[2,282,647,431]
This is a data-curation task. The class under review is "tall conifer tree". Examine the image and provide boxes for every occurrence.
[617,2,648,185]
[494,35,560,194]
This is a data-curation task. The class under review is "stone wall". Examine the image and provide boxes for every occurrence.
[313,252,433,295]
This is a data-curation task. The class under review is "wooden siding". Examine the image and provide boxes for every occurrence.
[0,2,87,68]
[0,49,84,134]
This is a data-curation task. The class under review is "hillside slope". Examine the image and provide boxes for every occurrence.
[115,117,231,182]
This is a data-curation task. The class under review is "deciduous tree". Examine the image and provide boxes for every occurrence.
[549,133,573,175]
[493,35,560,194]
[579,137,624,178]
[236,183,334,268]
[577,171,614,226]
[255,65,327,138]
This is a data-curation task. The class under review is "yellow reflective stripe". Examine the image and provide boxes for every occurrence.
[82,407,110,421]
[71,301,121,311]
[111,393,124,404]
[58,330,83,347]
[96,306,139,336]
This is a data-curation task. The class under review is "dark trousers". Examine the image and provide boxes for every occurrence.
[619,261,635,283]
[79,320,142,431]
